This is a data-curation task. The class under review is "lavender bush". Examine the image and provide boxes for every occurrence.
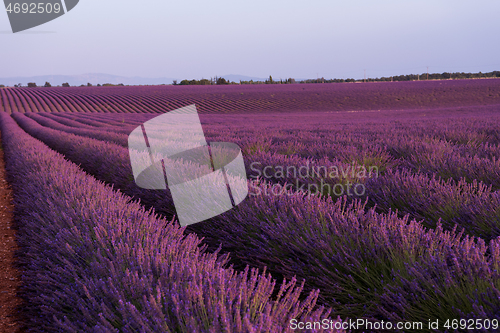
[9,112,500,331]
[42,112,136,131]
[25,112,130,145]
[0,112,337,332]
[16,112,500,241]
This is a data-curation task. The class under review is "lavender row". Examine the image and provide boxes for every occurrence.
[387,135,500,189]
[50,111,500,170]
[197,114,500,189]
[16,112,500,234]
[15,112,500,241]
[243,150,500,243]
[364,169,500,240]
[67,111,155,125]
[0,112,335,332]
[189,183,500,324]
[11,112,174,217]
[43,112,101,127]
[10,112,500,326]
[48,112,139,128]
[2,79,500,113]
[15,113,382,207]
[40,112,124,129]
[40,112,136,134]
[43,109,500,241]
[25,113,381,187]
[25,112,130,146]
[34,112,394,180]
[13,112,371,225]
[27,111,500,223]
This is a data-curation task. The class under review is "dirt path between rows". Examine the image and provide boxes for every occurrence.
[0,138,23,333]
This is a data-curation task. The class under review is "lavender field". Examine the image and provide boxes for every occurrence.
[1,80,500,332]
[1,79,500,114]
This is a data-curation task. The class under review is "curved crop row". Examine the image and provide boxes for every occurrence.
[0,112,335,332]
[38,112,135,133]
[47,112,137,128]
[10,112,500,328]
[26,113,130,146]
[1,79,499,114]
[16,112,500,241]
[40,112,116,128]
[364,169,500,240]
[77,112,154,124]
[23,111,500,240]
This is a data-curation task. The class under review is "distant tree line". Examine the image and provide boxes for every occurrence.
[300,78,356,84]
[240,76,297,84]
[10,82,126,87]
[172,75,299,85]
[373,71,500,82]
[3,70,499,88]
[300,71,500,84]
[173,71,500,86]
[173,77,238,85]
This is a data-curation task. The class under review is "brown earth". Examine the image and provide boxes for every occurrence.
[0,139,23,333]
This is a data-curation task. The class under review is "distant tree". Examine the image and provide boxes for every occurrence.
[87,83,92,87]
[177,78,213,85]
[44,82,52,87]
[0,84,5,88]
[117,83,124,86]
[216,77,228,85]
[97,84,101,87]
[62,82,70,87]
[172,80,178,85]
[27,82,37,87]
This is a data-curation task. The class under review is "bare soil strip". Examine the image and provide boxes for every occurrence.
[0,137,22,333]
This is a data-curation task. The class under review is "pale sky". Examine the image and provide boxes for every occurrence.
[1,0,499,80]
